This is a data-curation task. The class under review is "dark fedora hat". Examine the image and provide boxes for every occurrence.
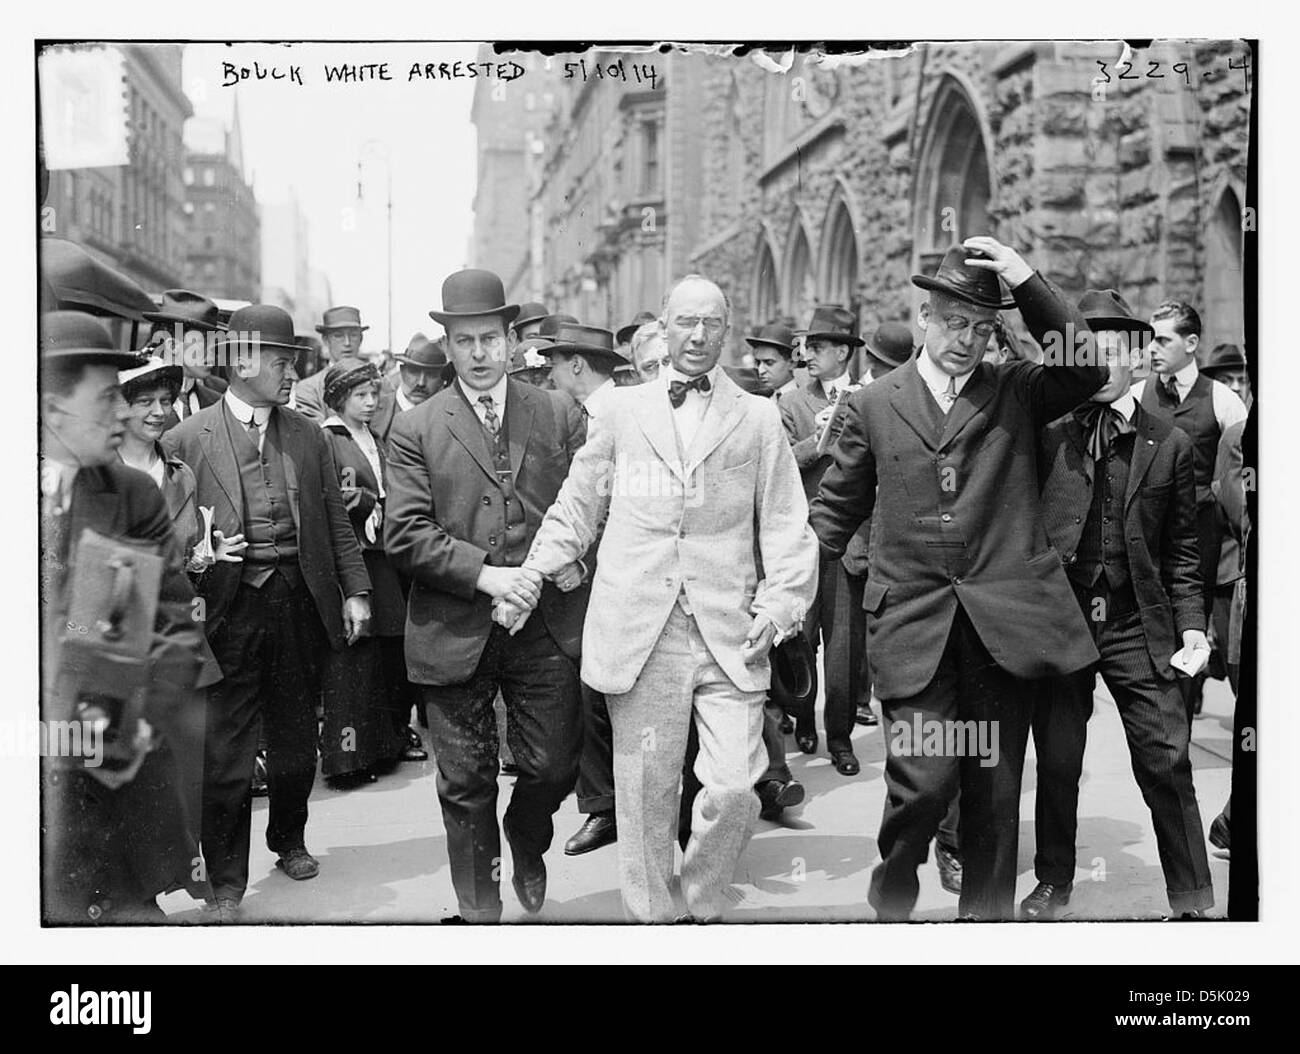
[512,302,550,333]
[41,310,141,366]
[1076,288,1153,338]
[616,311,658,346]
[429,269,519,326]
[912,246,1015,310]
[772,633,818,706]
[538,314,580,337]
[143,289,227,332]
[222,304,302,355]
[745,322,797,356]
[1201,343,1248,375]
[866,321,916,368]
[537,322,628,368]
[802,304,865,347]
[392,332,448,368]
[316,305,369,333]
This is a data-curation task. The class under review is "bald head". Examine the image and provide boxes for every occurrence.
[660,274,730,377]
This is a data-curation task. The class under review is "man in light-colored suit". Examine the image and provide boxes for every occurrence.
[503,275,818,922]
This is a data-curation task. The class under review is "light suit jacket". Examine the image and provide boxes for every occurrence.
[525,367,819,695]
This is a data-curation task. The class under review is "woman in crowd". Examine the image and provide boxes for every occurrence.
[318,358,427,788]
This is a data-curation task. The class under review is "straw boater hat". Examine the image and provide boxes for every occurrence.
[118,355,184,395]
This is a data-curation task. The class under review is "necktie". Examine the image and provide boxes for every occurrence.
[1160,376,1181,407]
[940,375,957,413]
[1075,403,1128,461]
[669,374,711,408]
[478,394,500,436]
[245,415,262,450]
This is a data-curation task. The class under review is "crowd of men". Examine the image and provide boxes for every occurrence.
[38,231,1251,924]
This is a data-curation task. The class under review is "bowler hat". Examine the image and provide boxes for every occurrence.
[802,305,865,347]
[143,289,227,332]
[912,246,1016,310]
[428,269,519,326]
[316,305,369,333]
[222,304,302,355]
[537,322,629,369]
[744,322,797,356]
[392,332,448,369]
[865,321,916,368]
[772,633,818,706]
[1076,289,1153,339]
[616,311,658,346]
[1201,343,1247,375]
[40,310,140,366]
[512,302,550,333]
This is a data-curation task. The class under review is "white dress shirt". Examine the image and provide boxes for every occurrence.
[916,351,975,412]
[771,377,799,403]
[395,385,418,413]
[819,369,855,404]
[457,374,509,430]
[664,364,719,451]
[1130,360,1248,431]
[224,388,272,452]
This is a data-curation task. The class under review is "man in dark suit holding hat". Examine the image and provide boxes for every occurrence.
[144,289,228,428]
[1136,301,1248,717]
[1022,289,1214,920]
[293,305,370,423]
[384,268,588,921]
[163,304,372,921]
[40,311,213,923]
[780,305,868,775]
[811,236,1107,920]
[371,332,450,448]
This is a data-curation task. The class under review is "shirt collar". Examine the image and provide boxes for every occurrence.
[915,351,975,397]
[457,373,508,411]
[395,386,417,413]
[582,377,617,417]
[1168,359,1199,392]
[224,388,272,426]
[819,369,853,401]
[179,375,195,394]
[773,377,799,401]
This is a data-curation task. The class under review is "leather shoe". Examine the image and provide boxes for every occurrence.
[512,853,547,914]
[1209,812,1230,851]
[935,843,963,894]
[831,749,860,776]
[564,813,617,855]
[854,702,879,726]
[202,897,241,924]
[1019,880,1071,920]
[1176,909,1210,920]
[757,777,805,820]
[795,727,819,755]
[275,847,320,881]
[500,761,520,776]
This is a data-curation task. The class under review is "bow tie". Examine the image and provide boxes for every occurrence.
[668,374,712,408]
[1075,402,1133,461]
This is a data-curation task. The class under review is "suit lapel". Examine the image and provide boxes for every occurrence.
[505,379,535,481]
[272,410,302,531]
[937,365,995,452]
[201,403,244,515]
[687,371,746,472]
[1125,405,1160,511]
[636,379,686,484]
[1064,412,1094,484]
[444,391,501,486]
[889,361,942,452]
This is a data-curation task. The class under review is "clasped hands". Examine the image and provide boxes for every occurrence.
[482,562,584,635]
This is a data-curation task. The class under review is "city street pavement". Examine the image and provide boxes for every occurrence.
[160,674,1236,925]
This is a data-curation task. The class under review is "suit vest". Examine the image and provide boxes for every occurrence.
[1071,431,1134,592]
[1140,373,1219,504]
[457,386,528,567]
[225,405,299,587]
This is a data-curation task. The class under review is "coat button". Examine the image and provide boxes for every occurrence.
[482,496,490,505]
[1066,553,1077,564]
[489,537,496,546]
[952,575,962,585]
[1074,517,1082,524]
[941,513,952,523]
[679,528,687,538]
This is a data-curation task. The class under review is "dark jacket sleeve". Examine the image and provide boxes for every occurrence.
[313,426,372,598]
[808,387,878,559]
[1212,420,1247,544]
[383,410,488,599]
[1162,429,1206,637]
[1009,272,1108,427]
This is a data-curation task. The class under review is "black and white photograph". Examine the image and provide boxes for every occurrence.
[9,4,1292,985]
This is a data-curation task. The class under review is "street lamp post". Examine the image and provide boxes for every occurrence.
[357,139,393,357]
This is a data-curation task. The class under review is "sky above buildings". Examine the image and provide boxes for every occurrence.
[183,41,481,352]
